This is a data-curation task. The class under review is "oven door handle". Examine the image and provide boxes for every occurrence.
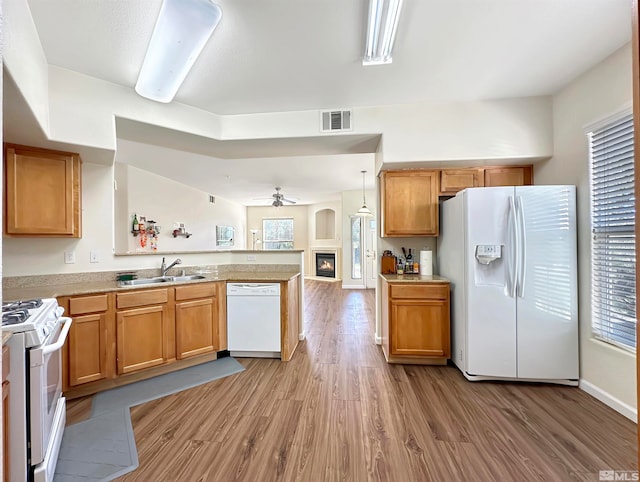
[41,317,72,356]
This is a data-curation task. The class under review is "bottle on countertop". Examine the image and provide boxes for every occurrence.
[406,249,413,273]
[132,213,139,234]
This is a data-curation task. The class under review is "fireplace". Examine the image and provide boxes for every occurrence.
[315,252,336,278]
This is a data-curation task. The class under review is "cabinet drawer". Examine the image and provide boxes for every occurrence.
[69,294,108,315]
[116,288,169,309]
[175,283,217,301]
[390,284,449,300]
[2,345,9,381]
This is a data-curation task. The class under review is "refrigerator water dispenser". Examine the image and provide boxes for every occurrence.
[474,245,504,287]
[475,245,502,264]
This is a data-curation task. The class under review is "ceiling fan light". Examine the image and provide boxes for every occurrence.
[135,0,222,103]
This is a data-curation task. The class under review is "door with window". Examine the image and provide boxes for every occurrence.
[351,216,376,288]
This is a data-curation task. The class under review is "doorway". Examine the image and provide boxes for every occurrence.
[350,215,376,289]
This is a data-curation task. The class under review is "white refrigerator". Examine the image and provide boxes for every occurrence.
[437,185,578,385]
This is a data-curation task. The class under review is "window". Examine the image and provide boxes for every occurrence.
[262,218,294,250]
[351,216,362,279]
[588,110,636,352]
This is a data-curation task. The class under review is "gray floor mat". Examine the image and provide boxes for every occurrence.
[54,357,245,481]
[54,408,137,482]
[91,357,245,416]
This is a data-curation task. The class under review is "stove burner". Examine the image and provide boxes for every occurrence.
[2,299,43,313]
[2,309,30,325]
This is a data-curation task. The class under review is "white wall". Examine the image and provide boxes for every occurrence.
[3,161,248,276]
[246,205,310,273]
[535,43,636,417]
[4,0,50,133]
[114,164,246,253]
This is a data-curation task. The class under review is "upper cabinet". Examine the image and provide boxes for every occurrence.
[381,170,439,237]
[4,144,82,237]
[483,166,533,187]
[440,169,484,196]
[439,165,533,196]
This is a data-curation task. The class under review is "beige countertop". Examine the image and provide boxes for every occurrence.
[379,273,450,283]
[4,271,301,301]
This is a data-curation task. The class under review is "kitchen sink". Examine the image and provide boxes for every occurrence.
[170,275,206,282]
[118,275,206,286]
[119,276,171,286]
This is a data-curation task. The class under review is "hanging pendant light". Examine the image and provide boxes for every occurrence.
[355,170,373,217]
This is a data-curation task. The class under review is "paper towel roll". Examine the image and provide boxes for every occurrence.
[420,250,433,275]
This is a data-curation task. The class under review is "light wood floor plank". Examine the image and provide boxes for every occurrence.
[63,280,636,481]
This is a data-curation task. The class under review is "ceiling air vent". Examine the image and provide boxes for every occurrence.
[209,195,215,204]
[320,109,352,133]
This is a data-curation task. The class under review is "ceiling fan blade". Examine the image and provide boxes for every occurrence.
[281,197,296,204]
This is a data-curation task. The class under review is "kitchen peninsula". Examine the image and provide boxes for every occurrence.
[3,259,303,400]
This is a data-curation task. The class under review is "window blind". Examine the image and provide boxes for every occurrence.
[589,112,636,352]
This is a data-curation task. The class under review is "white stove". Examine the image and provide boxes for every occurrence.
[2,298,64,348]
[2,297,71,482]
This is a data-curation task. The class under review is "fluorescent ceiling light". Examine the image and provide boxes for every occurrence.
[363,0,403,66]
[135,0,222,103]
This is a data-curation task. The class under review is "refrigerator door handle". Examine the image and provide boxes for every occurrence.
[515,195,527,297]
[506,196,518,298]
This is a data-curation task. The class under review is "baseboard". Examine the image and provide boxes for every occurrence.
[579,379,637,422]
[341,284,366,290]
[375,335,382,345]
[299,332,306,341]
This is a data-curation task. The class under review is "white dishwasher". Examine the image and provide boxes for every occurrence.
[227,283,281,358]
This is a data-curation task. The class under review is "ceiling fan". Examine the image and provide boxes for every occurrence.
[269,187,297,207]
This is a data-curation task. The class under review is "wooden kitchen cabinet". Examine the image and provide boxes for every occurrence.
[4,143,82,237]
[483,165,532,187]
[381,278,450,364]
[2,344,10,482]
[281,277,300,361]
[175,283,220,360]
[116,288,172,375]
[65,294,113,387]
[440,168,484,195]
[381,169,439,237]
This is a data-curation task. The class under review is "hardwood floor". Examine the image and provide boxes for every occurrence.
[67,280,637,481]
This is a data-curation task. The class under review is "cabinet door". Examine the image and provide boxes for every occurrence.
[390,299,450,357]
[68,313,109,386]
[483,166,532,187]
[5,144,81,237]
[117,305,170,374]
[175,298,218,360]
[440,169,483,195]
[382,170,439,236]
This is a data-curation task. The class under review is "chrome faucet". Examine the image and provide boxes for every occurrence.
[161,257,182,277]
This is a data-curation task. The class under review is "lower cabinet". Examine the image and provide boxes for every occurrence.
[381,278,451,364]
[116,288,171,375]
[61,293,112,389]
[61,281,228,398]
[175,283,219,360]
